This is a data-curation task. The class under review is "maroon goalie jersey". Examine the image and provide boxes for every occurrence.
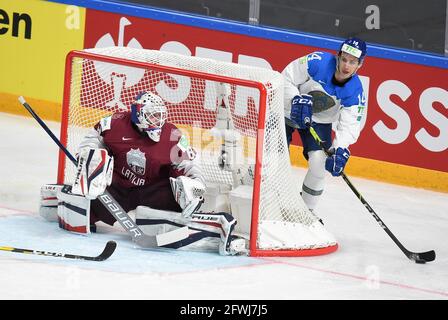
[94,112,192,189]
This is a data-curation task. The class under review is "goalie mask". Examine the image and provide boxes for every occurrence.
[131,92,168,142]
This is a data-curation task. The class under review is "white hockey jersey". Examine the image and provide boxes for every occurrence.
[282,51,366,149]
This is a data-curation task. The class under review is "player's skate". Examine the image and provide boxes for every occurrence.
[310,209,324,225]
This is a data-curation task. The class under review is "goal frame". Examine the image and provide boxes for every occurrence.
[58,50,338,257]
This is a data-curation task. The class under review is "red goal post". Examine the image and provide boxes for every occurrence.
[58,47,338,257]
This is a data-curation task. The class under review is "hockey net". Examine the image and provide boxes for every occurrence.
[58,47,337,256]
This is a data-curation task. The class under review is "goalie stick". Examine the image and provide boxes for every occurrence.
[18,96,189,249]
[307,125,436,263]
[0,240,117,261]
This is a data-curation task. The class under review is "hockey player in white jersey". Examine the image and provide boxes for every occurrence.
[283,37,367,218]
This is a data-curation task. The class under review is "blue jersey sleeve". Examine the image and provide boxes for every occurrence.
[306,52,323,77]
[306,51,333,78]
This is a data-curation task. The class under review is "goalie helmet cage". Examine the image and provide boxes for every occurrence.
[58,47,338,257]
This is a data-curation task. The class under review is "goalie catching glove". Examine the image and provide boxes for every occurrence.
[72,148,114,200]
[169,176,206,217]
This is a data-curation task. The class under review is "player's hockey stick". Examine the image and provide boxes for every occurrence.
[18,96,188,249]
[307,125,436,263]
[0,240,117,261]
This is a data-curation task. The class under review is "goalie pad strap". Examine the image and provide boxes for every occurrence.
[59,201,88,216]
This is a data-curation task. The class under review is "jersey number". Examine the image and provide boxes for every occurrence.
[307,52,323,61]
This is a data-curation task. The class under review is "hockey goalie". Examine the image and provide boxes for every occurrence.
[39,91,246,256]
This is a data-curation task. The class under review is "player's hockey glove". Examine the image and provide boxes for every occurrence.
[290,94,313,129]
[325,147,350,177]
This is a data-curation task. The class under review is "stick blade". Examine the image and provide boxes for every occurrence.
[419,250,436,262]
[410,250,436,263]
[94,241,117,261]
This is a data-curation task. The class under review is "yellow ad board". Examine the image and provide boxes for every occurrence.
[0,0,85,120]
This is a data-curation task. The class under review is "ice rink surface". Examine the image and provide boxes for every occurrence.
[0,112,447,300]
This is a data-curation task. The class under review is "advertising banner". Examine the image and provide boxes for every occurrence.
[0,0,85,117]
[83,10,447,177]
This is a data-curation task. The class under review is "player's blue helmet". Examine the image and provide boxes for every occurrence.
[339,37,367,62]
[131,91,167,142]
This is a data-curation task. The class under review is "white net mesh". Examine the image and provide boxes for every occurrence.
[59,47,337,255]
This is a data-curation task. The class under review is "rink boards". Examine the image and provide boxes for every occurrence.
[0,0,446,192]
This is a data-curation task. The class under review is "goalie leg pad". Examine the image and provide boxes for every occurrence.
[39,184,64,222]
[135,206,247,255]
[57,186,92,234]
[135,207,220,251]
[189,212,239,255]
